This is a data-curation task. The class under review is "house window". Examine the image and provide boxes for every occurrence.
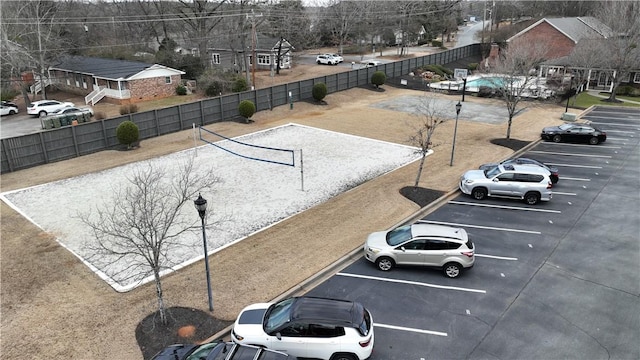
[634,72,640,83]
[82,77,88,89]
[257,54,270,65]
[66,72,71,86]
[211,53,220,64]
[165,76,172,84]
[620,72,630,83]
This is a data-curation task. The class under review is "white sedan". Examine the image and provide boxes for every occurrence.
[48,106,94,117]
[27,100,75,117]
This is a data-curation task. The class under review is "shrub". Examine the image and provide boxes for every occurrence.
[205,82,223,97]
[431,40,442,47]
[116,120,139,149]
[312,83,328,101]
[119,104,139,115]
[238,100,256,121]
[371,71,386,88]
[232,77,249,92]
[615,85,634,96]
[94,111,106,120]
[468,63,479,71]
[175,84,187,95]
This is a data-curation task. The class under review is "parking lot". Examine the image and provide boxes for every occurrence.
[305,106,640,359]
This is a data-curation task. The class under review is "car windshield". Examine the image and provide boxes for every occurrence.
[264,297,295,333]
[484,166,502,178]
[558,123,574,130]
[386,225,412,246]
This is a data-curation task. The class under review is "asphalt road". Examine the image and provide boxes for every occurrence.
[305,106,640,359]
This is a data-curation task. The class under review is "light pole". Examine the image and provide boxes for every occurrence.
[450,101,462,167]
[194,194,213,312]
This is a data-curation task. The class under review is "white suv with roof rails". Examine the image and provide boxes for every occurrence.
[459,164,553,205]
[231,296,374,360]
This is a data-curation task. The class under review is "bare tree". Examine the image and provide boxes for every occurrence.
[80,157,220,325]
[565,38,605,108]
[485,38,547,139]
[593,0,640,102]
[177,0,229,69]
[408,95,450,187]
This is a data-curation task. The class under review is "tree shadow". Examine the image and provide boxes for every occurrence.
[399,186,444,207]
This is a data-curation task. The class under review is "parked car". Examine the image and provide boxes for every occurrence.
[360,60,381,68]
[459,164,553,205]
[231,296,374,360]
[1,100,18,109]
[479,157,559,184]
[0,104,19,116]
[152,341,294,360]
[27,100,75,117]
[541,123,606,145]
[323,53,343,63]
[48,106,94,117]
[316,54,339,65]
[364,223,474,278]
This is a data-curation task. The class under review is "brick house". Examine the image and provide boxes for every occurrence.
[502,17,640,92]
[48,56,185,105]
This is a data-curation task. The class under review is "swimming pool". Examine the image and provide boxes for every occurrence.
[466,77,506,88]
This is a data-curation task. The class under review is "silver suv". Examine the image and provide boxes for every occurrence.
[459,164,552,205]
[364,223,474,278]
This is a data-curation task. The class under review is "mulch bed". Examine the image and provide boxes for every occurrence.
[489,138,531,151]
[400,186,445,207]
[135,306,232,360]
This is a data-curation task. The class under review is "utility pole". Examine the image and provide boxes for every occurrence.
[247,10,263,90]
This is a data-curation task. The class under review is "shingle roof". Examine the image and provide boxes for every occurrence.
[508,16,613,44]
[50,56,155,80]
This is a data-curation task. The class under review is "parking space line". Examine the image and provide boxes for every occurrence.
[475,254,518,261]
[336,272,487,293]
[547,163,602,169]
[603,130,638,134]
[448,201,562,213]
[529,150,613,158]
[373,323,448,337]
[417,220,541,234]
[588,122,640,128]
[561,176,590,181]
[552,191,577,196]
[535,143,621,149]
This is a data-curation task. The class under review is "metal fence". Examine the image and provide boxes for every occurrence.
[0,44,481,173]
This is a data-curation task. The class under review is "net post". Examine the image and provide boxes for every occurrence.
[193,123,198,157]
[299,149,304,191]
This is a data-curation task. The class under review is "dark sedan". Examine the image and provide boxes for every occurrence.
[479,157,559,184]
[152,341,293,360]
[541,123,606,145]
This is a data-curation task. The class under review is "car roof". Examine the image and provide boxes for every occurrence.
[410,223,465,241]
[289,297,364,327]
[501,164,549,174]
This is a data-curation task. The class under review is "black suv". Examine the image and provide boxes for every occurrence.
[152,341,294,360]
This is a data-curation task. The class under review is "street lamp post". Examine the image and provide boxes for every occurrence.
[461,77,467,102]
[450,101,462,167]
[194,194,214,312]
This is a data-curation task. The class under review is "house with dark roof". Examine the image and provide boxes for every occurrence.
[48,56,185,105]
[208,34,294,72]
[506,17,613,60]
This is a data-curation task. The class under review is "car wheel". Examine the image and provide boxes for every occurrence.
[330,354,357,360]
[471,187,487,200]
[376,257,394,271]
[39,110,47,117]
[9,110,16,115]
[443,262,462,278]
[524,191,540,205]
[317,60,322,65]
[552,134,562,143]
[589,137,599,145]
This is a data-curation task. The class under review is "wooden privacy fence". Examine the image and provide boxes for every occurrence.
[0,45,481,173]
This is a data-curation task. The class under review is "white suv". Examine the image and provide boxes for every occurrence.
[316,54,339,65]
[459,164,552,205]
[231,296,374,360]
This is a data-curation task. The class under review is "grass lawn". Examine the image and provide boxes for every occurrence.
[569,92,640,109]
